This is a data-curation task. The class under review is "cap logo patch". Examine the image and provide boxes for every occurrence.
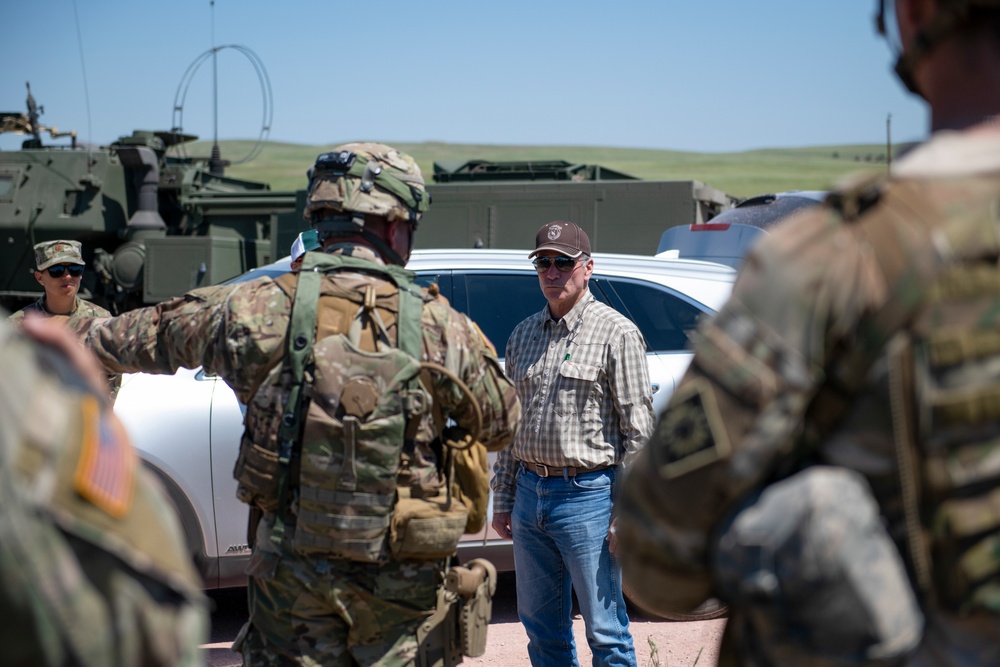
[547,226,562,240]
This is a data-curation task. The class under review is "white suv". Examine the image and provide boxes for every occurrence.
[113,249,735,596]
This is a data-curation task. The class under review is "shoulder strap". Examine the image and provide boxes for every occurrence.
[270,267,322,545]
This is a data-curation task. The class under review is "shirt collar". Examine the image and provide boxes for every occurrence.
[540,290,595,330]
[40,296,79,316]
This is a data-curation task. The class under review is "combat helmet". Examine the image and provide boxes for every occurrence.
[304,143,430,264]
[876,0,1000,95]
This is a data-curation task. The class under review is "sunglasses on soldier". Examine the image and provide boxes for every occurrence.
[46,264,85,278]
[532,256,584,273]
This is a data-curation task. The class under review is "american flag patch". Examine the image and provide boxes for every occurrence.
[74,395,136,518]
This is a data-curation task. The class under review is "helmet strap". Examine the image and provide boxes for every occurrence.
[359,228,407,267]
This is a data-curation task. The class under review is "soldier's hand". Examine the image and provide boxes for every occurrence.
[22,314,110,399]
[492,511,512,540]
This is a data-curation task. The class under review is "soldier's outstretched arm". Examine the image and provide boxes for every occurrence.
[78,281,290,401]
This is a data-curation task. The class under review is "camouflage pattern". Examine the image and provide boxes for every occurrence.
[33,238,85,270]
[617,130,1000,666]
[80,242,520,665]
[236,516,447,667]
[0,313,208,666]
[9,296,121,400]
[305,143,431,225]
[8,295,111,327]
[713,467,924,665]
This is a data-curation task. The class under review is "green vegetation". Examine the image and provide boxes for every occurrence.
[196,140,905,199]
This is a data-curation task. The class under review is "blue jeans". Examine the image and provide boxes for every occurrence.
[512,465,636,667]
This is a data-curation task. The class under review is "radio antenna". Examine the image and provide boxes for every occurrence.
[71,0,94,170]
[209,0,224,174]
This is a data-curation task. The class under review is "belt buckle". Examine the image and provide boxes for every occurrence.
[534,463,550,478]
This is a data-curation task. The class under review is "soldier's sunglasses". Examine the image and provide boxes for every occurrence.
[46,265,85,278]
[532,256,583,273]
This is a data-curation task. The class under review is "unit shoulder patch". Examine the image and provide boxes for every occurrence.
[656,378,731,479]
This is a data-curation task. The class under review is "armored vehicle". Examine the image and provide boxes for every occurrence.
[0,87,306,315]
[420,159,733,255]
[2,86,733,314]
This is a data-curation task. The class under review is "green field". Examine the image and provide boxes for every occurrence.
[195,140,904,199]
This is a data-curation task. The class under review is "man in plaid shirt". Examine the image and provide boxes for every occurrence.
[491,220,655,666]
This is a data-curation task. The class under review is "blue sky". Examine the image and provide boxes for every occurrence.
[1,0,928,153]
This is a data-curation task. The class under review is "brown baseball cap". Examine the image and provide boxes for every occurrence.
[529,220,591,259]
[34,240,85,271]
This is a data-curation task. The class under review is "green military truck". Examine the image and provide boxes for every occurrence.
[1,94,731,313]
[419,159,732,255]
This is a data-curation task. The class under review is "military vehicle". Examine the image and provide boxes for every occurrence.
[1,83,732,314]
[0,83,306,315]
[420,159,732,255]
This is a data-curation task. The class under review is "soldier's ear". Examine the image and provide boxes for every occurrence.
[34,270,45,286]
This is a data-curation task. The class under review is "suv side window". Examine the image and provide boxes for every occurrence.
[453,272,626,358]
[414,272,452,302]
[457,273,543,356]
[597,278,705,353]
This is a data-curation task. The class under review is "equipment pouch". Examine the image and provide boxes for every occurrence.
[390,487,469,560]
[450,437,490,533]
[446,559,497,658]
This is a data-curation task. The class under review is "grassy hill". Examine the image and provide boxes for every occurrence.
[196,140,902,199]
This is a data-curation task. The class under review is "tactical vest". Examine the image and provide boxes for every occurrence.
[825,174,1000,614]
[234,251,470,563]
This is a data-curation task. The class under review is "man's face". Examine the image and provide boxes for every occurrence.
[534,250,594,311]
[35,264,82,301]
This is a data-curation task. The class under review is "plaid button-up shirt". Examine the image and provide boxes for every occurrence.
[492,291,655,513]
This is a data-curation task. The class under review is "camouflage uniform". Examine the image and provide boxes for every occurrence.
[617,127,1000,666]
[9,240,120,399]
[80,143,520,666]
[0,313,208,666]
[7,295,112,326]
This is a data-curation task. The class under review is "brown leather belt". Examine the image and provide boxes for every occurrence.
[520,461,616,478]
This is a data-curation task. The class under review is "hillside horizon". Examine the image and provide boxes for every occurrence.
[192,139,905,199]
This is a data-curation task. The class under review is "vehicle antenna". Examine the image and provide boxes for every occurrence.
[71,0,94,171]
[209,0,225,175]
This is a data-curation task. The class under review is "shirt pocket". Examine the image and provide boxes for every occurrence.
[560,360,599,383]
[555,360,602,418]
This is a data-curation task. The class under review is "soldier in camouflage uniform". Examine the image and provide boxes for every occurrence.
[78,143,521,666]
[8,240,112,326]
[617,1,1000,665]
[0,312,208,666]
[8,240,120,399]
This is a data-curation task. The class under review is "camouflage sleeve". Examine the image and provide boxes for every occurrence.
[422,299,521,453]
[83,280,290,401]
[0,319,208,666]
[617,203,892,611]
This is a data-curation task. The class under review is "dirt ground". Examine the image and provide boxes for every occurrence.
[465,573,726,667]
[465,615,726,667]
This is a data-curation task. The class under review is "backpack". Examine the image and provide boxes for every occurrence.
[235,251,473,562]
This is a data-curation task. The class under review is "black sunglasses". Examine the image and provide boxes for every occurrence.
[532,256,583,273]
[46,264,85,278]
